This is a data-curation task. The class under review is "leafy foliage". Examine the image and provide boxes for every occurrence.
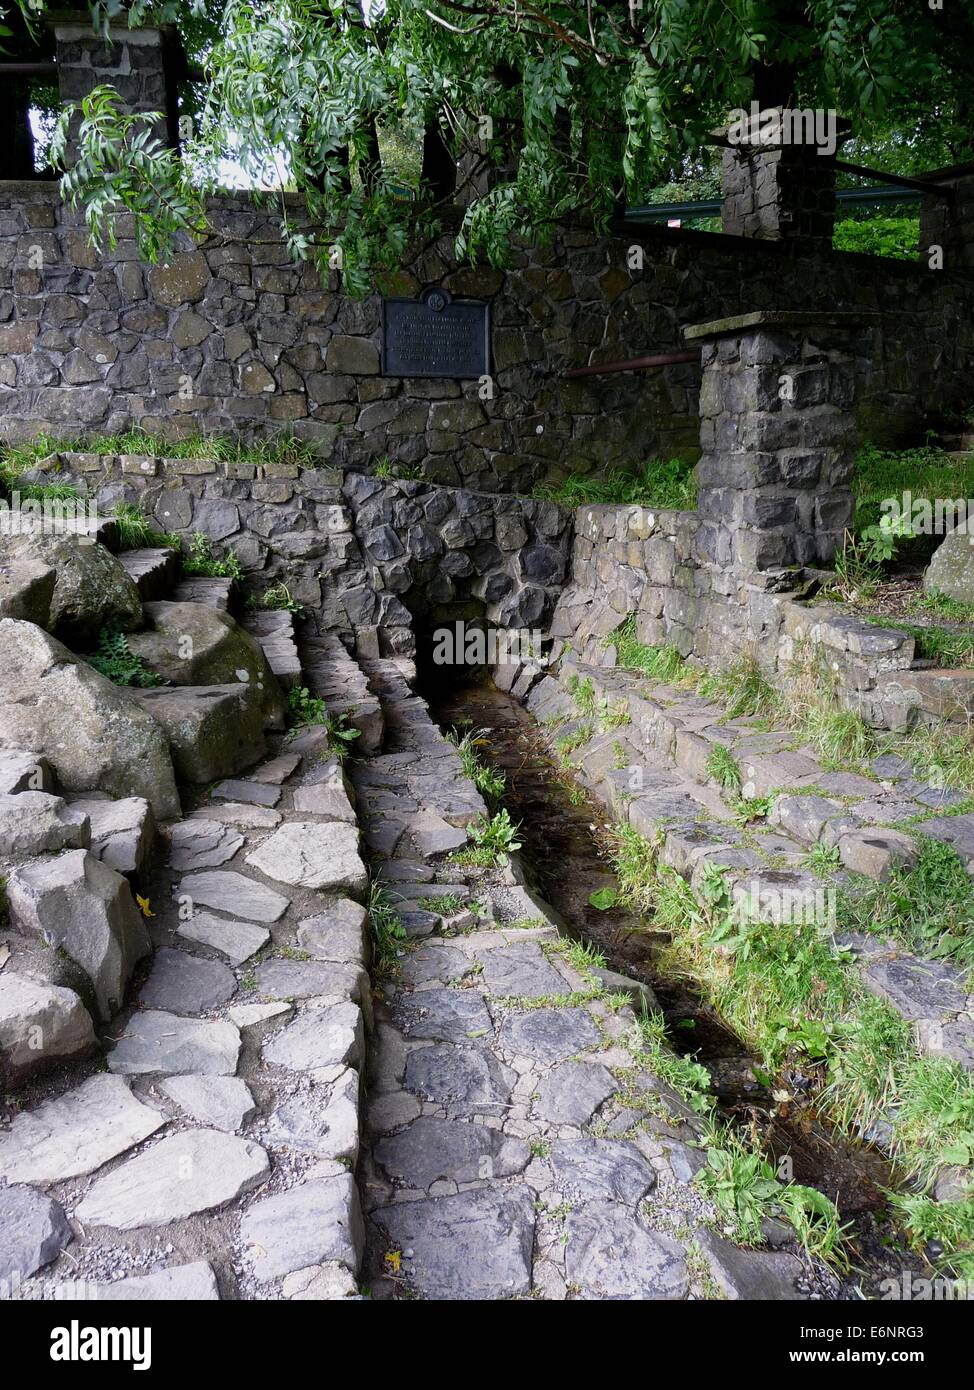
[86,628,166,687]
[181,532,244,580]
[16,0,973,290]
[833,214,919,260]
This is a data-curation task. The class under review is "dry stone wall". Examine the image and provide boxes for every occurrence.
[2,181,972,491]
[22,452,571,650]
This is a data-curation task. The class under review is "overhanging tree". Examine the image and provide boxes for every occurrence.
[6,0,973,290]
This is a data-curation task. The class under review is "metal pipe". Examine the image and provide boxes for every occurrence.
[0,63,58,78]
[832,159,951,199]
[564,350,699,378]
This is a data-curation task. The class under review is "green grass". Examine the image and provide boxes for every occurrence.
[446,728,506,803]
[800,705,874,770]
[836,838,974,975]
[600,823,974,1272]
[697,658,779,721]
[706,743,741,792]
[367,882,407,973]
[610,617,688,683]
[373,456,424,481]
[852,441,974,535]
[534,457,697,511]
[566,673,597,716]
[913,589,974,624]
[806,841,841,876]
[417,894,467,915]
[5,430,324,469]
[111,502,180,552]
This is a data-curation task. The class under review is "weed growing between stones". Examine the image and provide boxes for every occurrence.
[627,1010,848,1265]
[182,532,244,581]
[86,628,167,688]
[695,1132,850,1267]
[285,688,362,761]
[466,808,523,862]
[706,744,742,791]
[445,728,506,803]
[366,882,407,973]
[246,583,306,618]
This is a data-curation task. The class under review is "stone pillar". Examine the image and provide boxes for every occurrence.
[919,162,974,271]
[685,311,875,572]
[718,109,848,250]
[52,21,184,160]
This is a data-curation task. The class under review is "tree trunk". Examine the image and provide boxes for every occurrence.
[421,120,456,201]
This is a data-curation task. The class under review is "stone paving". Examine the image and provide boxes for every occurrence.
[0,718,371,1299]
[1,621,824,1301]
[349,664,812,1301]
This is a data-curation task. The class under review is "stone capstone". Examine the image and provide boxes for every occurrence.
[240,1176,363,1282]
[0,972,96,1085]
[0,1184,72,1281]
[372,1188,535,1301]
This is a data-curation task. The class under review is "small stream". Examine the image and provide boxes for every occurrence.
[424,669,923,1295]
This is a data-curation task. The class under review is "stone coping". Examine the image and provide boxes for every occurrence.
[684,309,881,341]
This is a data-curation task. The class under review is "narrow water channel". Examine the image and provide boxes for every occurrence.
[424,669,923,1294]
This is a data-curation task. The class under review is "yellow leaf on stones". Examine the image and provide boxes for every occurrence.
[136,895,156,918]
[384,1250,402,1274]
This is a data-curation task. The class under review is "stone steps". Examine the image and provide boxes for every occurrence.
[359,841,812,1299]
[300,632,384,755]
[172,576,237,612]
[242,609,302,689]
[117,546,181,603]
[0,726,372,1299]
[348,654,486,862]
[508,649,974,1081]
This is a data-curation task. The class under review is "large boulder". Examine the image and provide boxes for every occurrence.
[4,533,142,647]
[924,525,974,604]
[0,618,180,819]
[0,972,97,1086]
[134,685,268,784]
[6,848,151,1022]
[128,601,285,730]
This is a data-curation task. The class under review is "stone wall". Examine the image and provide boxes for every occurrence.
[553,501,974,732]
[21,451,571,652]
[2,180,973,491]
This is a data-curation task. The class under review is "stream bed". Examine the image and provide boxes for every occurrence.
[426,673,926,1297]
